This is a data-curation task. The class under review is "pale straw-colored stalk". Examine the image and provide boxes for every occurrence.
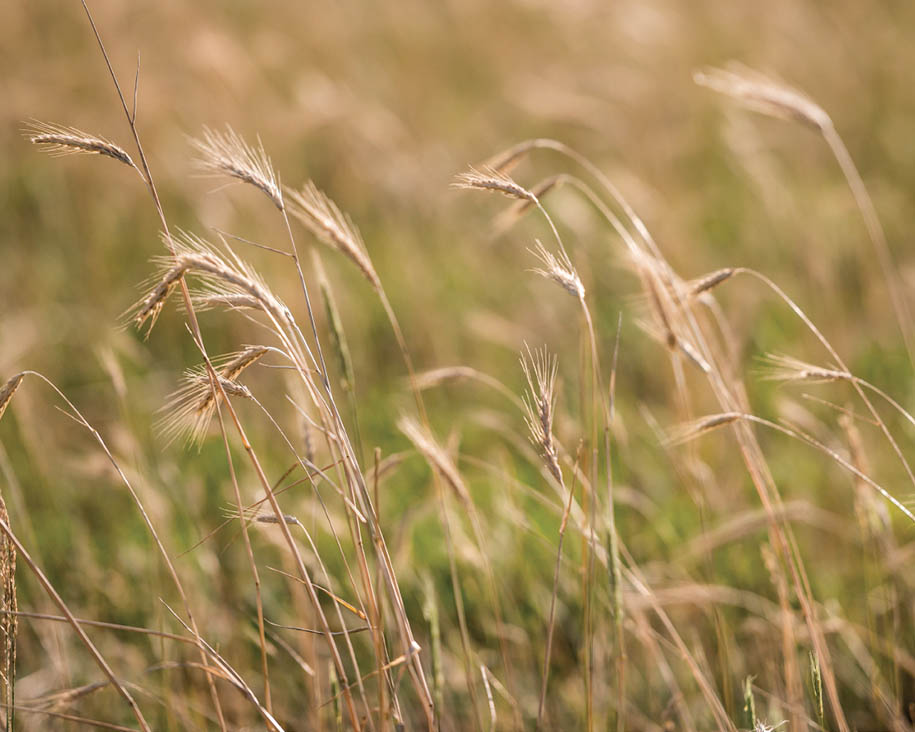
[482,139,848,730]
[74,5,362,723]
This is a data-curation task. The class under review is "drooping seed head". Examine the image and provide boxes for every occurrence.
[193,346,268,415]
[494,174,567,235]
[453,165,537,203]
[694,64,831,131]
[760,354,849,384]
[221,503,301,527]
[158,348,265,446]
[222,346,270,380]
[191,125,283,211]
[642,272,677,349]
[398,416,470,506]
[164,230,290,329]
[520,345,562,484]
[529,240,585,299]
[689,268,735,297]
[0,374,24,423]
[481,139,539,175]
[130,262,190,337]
[667,412,742,445]
[287,182,380,289]
[25,120,136,169]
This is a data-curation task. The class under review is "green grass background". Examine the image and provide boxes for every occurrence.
[3,0,915,729]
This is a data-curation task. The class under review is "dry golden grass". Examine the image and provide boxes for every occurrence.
[4,2,915,731]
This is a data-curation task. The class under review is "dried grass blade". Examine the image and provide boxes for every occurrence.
[398,416,470,506]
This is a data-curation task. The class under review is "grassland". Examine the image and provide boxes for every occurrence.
[3,1,915,730]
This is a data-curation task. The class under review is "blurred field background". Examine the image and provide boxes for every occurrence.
[3,0,915,729]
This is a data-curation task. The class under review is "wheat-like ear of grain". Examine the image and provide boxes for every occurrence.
[529,240,585,299]
[666,413,742,446]
[398,416,471,506]
[169,230,290,327]
[759,354,849,384]
[158,347,266,446]
[287,182,380,289]
[191,125,283,211]
[158,372,253,446]
[25,120,136,168]
[0,375,21,728]
[129,262,190,337]
[192,293,262,312]
[452,165,537,203]
[0,491,15,731]
[221,503,301,527]
[494,174,567,234]
[481,140,540,175]
[693,64,830,131]
[688,268,735,297]
[520,345,562,485]
[0,374,25,423]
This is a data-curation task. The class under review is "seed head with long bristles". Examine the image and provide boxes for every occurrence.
[192,293,262,312]
[167,230,289,328]
[452,165,537,203]
[0,374,25,423]
[760,354,849,384]
[521,346,562,485]
[694,64,830,132]
[0,491,15,731]
[221,503,302,528]
[25,120,136,169]
[494,174,567,235]
[398,416,470,506]
[666,413,742,446]
[129,231,290,339]
[287,182,379,288]
[191,126,283,211]
[688,268,735,298]
[129,262,190,337]
[529,240,585,299]
[158,347,266,446]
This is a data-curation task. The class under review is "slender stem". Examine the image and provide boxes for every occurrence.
[0,514,151,732]
[736,268,915,496]
[606,314,626,732]
[537,459,576,729]
[23,371,207,729]
[735,414,914,524]
[79,3,229,725]
[250,396,379,728]
[8,610,194,644]
[821,124,915,367]
[286,213,436,726]
[212,400,272,713]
